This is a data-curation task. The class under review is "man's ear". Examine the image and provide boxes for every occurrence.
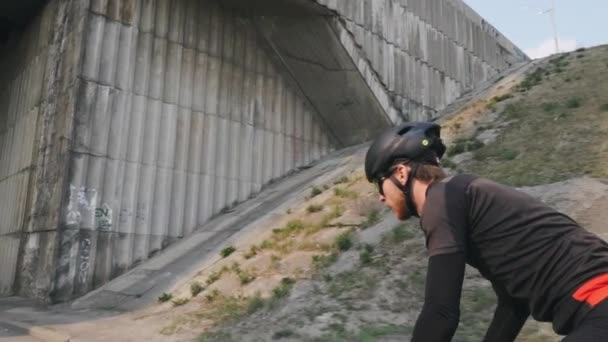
[395,164,409,185]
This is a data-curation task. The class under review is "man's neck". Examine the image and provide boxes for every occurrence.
[412,179,431,217]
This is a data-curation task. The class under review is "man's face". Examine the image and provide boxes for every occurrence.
[378,164,411,220]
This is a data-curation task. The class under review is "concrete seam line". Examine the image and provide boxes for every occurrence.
[0,318,71,342]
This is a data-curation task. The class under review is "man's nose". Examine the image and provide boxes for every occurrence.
[378,194,386,202]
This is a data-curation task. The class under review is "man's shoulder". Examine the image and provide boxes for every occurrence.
[427,174,520,203]
[429,173,479,193]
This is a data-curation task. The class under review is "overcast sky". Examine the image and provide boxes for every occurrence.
[463,0,608,59]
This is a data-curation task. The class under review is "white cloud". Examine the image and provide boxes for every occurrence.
[524,37,578,59]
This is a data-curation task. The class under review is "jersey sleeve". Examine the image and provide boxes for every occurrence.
[411,252,466,341]
[421,177,471,257]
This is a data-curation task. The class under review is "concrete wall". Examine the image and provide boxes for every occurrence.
[0,0,88,299]
[315,0,528,120]
[51,0,335,301]
[252,14,395,146]
[0,14,46,297]
[0,0,527,302]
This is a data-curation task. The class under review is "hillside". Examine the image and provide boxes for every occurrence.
[65,45,608,342]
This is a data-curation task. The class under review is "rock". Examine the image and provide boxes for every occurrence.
[519,177,608,239]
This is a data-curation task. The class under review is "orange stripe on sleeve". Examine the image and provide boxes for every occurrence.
[573,273,608,307]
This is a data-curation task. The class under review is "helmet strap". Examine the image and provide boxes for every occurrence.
[389,163,420,218]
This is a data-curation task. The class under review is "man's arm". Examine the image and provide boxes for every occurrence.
[483,282,530,342]
[411,252,466,342]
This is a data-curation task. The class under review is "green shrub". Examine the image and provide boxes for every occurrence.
[492,93,513,102]
[542,102,559,112]
[333,176,349,185]
[391,224,416,243]
[220,246,236,258]
[306,204,324,213]
[310,186,323,197]
[238,270,256,285]
[498,149,519,161]
[334,187,358,199]
[447,139,484,156]
[190,282,204,297]
[273,220,306,240]
[246,292,265,314]
[158,292,173,302]
[272,278,295,299]
[335,232,353,251]
[172,298,189,306]
[272,330,295,339]
[362,209,382,229]
[441,158,457,169]
[503,102,526,119]
[359,244,375,265]
[566,97,582,108]
[312,253,338,269]
[244,245,259,259]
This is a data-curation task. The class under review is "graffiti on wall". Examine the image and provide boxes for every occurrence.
[79,238,91,285]
[66,185,97,227]
[95,203,112,231]
[66,185,113,230]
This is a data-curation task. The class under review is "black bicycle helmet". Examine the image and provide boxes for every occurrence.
[365,122,446,183]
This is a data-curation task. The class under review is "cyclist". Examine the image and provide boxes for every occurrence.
[364,122,608,341]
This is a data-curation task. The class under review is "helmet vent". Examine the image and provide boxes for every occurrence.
[397,126,412,135]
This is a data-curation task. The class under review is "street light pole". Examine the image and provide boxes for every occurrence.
[539,0,560,54]
[550,0,560,53]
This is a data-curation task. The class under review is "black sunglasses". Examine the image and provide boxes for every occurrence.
[375,163,404,196]
[376,177,390,196]
[376,161,408,196]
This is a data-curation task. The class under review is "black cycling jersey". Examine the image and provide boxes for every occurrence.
[417,174,608,336]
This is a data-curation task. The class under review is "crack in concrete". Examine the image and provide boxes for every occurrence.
[0,165,36,183]
[282,51,357,72]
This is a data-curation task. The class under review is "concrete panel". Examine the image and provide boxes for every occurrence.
[82,15,105,81]
[139,0,156,33]
[273,132,283,180]
[252,128,265,192]
[213,116,229,213]
[205,55,221,115]
[231,66,244,122]
[99,20,120,86]
[163,42,182,104]
[208,1,223,57]
[133,32,153,96]
[0,235,20,295]
[238,123,254,202]
[116,25,137,90]
[179,48,195,108]
[198,174,213,229]
[148,37,167,99]
[184,111,204,232]
[242,71,254,125]
[168,107,191,237]
[168,0,185,44]
[263,129,274,184]
[227,120,241,203]
[183,171,199,235]
[154,0,170,38]
[183,0,198,49]
[196,0,211,52]
[218,60,233,118]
